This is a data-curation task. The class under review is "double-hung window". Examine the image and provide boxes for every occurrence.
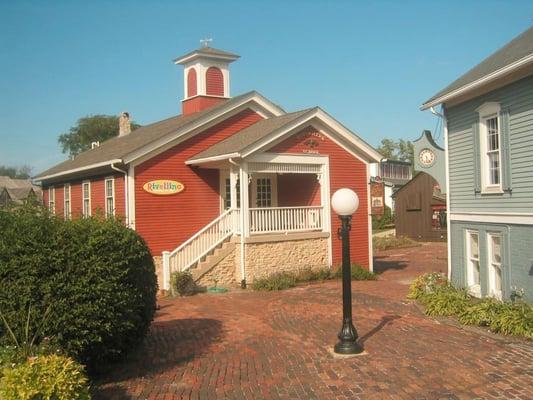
[48,187,56,214]
[64,184,71,219]
[477,102,502,193]
[82,181,91,217]
[105,178,115,217]
[487,233,503,299]
[465,230,481,296]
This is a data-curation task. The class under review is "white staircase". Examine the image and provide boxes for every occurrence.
[162,208,240,290]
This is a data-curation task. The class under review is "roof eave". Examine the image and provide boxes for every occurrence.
[174,52,240,65]
[421,52,533,110]
[34,159,124,183]
[186,153,241,165]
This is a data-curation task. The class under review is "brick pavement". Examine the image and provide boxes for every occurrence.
[95,243,533,399]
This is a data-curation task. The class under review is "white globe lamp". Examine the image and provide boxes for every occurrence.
[331,188,359,216]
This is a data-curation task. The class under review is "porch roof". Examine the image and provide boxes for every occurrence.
[186,109,313,164]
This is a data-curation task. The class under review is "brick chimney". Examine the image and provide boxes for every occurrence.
[119,112,131,137]
[174,45,239,115]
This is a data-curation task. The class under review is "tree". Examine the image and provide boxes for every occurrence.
[376,138,414,164]
[58,115,141,157]
[0,165,33,179]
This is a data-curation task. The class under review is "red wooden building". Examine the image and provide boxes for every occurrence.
[36,46,381,289]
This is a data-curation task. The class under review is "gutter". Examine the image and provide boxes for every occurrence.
[35,159,123,183]
[110,162,129,227]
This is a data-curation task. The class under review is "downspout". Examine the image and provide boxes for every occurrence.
[111,162,129,227]
[430,106,452,281]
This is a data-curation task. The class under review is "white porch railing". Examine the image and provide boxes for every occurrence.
[167,208,239,276]
[249,206,323,234]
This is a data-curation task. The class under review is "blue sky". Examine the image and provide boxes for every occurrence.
[1,0,531,174]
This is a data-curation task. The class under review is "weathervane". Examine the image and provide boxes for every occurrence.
[200,38,212,48]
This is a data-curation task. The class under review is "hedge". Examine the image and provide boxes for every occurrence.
[0,206,157,372]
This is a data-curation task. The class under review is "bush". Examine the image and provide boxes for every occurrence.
[0,354,90,400]
[0,205,157,372]
[296,267,332,283]
[408,272,448,301]
[332,264,377,281]
[251,272,297,291]
[373,235,420,251]
[423,285,471,316]
[372,205,394,230]
[170,271,195,296]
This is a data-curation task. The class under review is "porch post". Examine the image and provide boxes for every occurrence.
[239,162,250,285]
[230,165,238,210]
[320,162,333,268]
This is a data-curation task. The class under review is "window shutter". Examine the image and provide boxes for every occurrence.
[500,108,512,192]
[472,121,481,193]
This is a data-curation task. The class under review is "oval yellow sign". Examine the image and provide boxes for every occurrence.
[143,180,184,195]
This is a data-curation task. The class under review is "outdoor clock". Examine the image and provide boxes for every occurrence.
[419,148,436,167]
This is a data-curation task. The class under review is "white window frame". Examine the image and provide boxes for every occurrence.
[487,232,503,300]
[105,177,115,218]
[82,181,91,218]
[477,102,503,194]
[219,170,240,212]
[251,173,278,208]
[48,187,56,214]
[465,229,481,297]
[63,183,71,219]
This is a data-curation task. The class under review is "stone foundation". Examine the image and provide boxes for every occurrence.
[196,247,237,287]
[153,255,164,293]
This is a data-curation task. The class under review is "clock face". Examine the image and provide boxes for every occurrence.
[419,148,436,167]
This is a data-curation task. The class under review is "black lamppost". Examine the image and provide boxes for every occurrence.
[331,188,364,355]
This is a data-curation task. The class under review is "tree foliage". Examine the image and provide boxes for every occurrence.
[376,138,414,163]
[58,115,140,157]
[0,165,32,179]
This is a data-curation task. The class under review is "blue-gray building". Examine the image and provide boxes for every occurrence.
[421,27,533,301]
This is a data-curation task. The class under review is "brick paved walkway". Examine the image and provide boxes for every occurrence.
[95,243,533,399]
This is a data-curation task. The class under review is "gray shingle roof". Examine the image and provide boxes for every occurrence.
[35,92,259,179]
[188,108,314,162]
[423,27,533,107]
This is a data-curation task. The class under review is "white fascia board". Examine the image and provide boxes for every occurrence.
[450,212,533,225]
[241,108,381,163]
[174,53,239,65]
[421,53,533,110]
[248,153,328,165]
[124,93,285,165]
[185,153,241,165]
[34,159,123,183]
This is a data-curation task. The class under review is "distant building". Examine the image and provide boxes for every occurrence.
[369,159,412,214]
[0,176,42,207]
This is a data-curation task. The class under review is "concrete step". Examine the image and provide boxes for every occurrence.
[192,241,235,282]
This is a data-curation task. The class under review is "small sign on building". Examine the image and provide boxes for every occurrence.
[143,180,184,195]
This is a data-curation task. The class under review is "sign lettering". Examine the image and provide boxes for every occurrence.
[143,180,184,195]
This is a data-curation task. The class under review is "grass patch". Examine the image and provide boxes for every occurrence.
[373,235,420,251]
[408,273,533,339]
[252,265,377,291]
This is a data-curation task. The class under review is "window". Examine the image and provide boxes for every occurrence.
[256,178,272,207]
[223,178,240,210]
[82,181,91,217]
[64,184,71,219]
[487,233,503,299]
[465,230,480,296]
[48,187,56,214]
[477,102,502,192]
[105,178,115,217]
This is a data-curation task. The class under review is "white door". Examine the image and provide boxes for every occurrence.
[251,174,277,208]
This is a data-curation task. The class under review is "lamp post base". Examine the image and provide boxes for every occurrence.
[334,318,364,355]
[334,340,364,355]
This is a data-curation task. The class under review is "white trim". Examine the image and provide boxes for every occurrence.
[421,52,533,109]
[248,153,328,165]
[104,177,115,218]
[477,103,503,193]
[250,173,278,208]
[367,163,373,272]
[323,160,333,268]
[444,111,452,280]
[48,186,56,214]
[487,232,503,300]
[35,159,123,182]
[239,162,249,281]
[82,180,91,218]
[186,153,241,165]
[465,229,481,297]
[63,183,71,219]
[127,165,136,229]
[450,212,533,225]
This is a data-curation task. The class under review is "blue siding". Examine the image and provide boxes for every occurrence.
[450,221,533,301]
[446,75,533,213]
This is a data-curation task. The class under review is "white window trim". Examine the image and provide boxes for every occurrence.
[250,173,278,208]
[48,187,56,214]
[63,183,71,219]
[476,102,503,194]
[104,177,115,217]
[465,229,481,297]
[487,232,503,300]
[82,180,91,218]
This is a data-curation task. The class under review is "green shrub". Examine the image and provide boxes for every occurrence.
[332,264,377,281]
[423,285,471,316]
[0,205,157,372]
[251,272,297,291]
[408,272,448,301]
[458,297,502,327]
[372,205,394,230]
[0,354,90,400]
[373,235,420,251]
[296,267,332,283]
[170,271,195,296]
